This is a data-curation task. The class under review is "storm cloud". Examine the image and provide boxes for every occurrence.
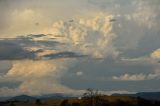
[0,0,160,97]
[0,35,85,60]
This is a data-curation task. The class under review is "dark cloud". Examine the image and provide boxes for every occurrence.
[0,34,85,60]
[0,39,36,60]
[61,58,154,90]
[44,51,86,59]
[0,82,20,88]
[28,34,47,38]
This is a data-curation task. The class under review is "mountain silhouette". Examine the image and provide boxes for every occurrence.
[112,92,160,100]
[8,95,36,101]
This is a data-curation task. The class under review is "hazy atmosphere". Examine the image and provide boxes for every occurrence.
[0,0,160,97]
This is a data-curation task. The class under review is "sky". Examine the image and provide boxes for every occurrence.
[0,0,160,97]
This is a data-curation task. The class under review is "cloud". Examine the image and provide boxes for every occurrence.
[0,0,96,38]
[0,0,160,96]
[113,73,146,81]
[49,13,118,59]
[151,49,160,60]
[0,36,85,60]
[0,13,118,96]
[18,79,77,96]
[5,60,58,80]
[76,71,83,76]
[100,90,135,96]
[112,73,158,81]
[0,12,118,61]
[0,12,117,60]
[0,9,53,37]
[1,60,77,96]
[114,49,160,81]
[88,0,160,52]
[44,51,86,59]
[0,39,36,60]
[0,87,21,97]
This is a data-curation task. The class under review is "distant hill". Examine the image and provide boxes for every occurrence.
[37,93,73,101]
[0,93,73,102]
[1,92,160,102]
[8,95,37,101]
[0,97,10,102]
[136,92,160,100]
[112,92,160,100]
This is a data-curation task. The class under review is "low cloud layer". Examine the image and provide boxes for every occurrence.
[112,73,158,81]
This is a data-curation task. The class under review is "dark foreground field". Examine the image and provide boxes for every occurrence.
[1,95,160,106]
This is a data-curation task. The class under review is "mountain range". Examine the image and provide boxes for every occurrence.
[0,93,74,102]
[112,92,160,100]
[1,92,160,102]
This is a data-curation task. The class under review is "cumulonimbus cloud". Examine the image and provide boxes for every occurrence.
[0,13,117,96]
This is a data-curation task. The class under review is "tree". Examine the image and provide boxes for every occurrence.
[9,102,15,106]
[60,99,69,106]
[36,99,41,106]
[82,88,107,106]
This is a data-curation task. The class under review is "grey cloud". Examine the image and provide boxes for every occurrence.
[0,82,20,88]
[88,0,136,12]
[0,39,36,60]
[0,34,84,60]
[116,27,160,58]
[0,61,12,78]
[0,35,47,60]
[88,0,160,58]
[27,34,47,38]
[61,56,155,91]
[44,51,86,59]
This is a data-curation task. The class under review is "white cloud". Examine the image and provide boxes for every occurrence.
[113,73,146,81]
[5,60,58,80]
[112,73,158,81]
[151,49,160,60]
[48,13,118,59]
[114,49,160,81]
[76,71,83,76]
[100,90,135,96]
[0,13,118,96]
[2,9,53,37]
[18,79,77,96]
[0,60,76,96]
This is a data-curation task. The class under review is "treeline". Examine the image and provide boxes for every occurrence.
[1,89,160,106]
[61,88,160,106]
[60,97,160,106]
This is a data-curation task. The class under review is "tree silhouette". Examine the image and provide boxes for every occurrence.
[36,99,41,106]
[60,99,68,106]
[82,88,107,106]
[9,102,15,106]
